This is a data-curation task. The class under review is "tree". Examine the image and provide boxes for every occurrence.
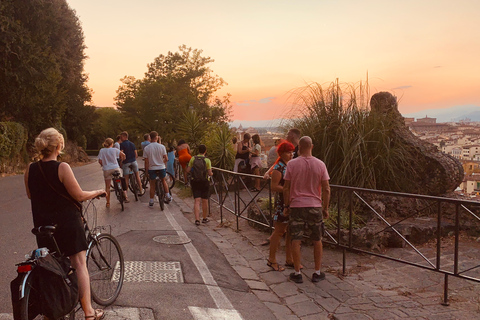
[86,107,125,149]
[115,45,231,143]
[0,0,92,142]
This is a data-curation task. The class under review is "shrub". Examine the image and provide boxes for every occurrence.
[0,122,27,160]
[286,80,419,192]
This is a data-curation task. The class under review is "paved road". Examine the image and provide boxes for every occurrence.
[0,161,275,319]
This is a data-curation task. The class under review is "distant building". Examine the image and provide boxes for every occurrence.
[407,116,452,133]
[462,174,480,194]
[462,145,480,160]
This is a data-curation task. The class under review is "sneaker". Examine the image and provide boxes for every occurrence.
[202,218,209,223]
[138,188,144,196]
[289,272,303,283]
[148,200,154,208]
[195,220,200,226]
[164,196,172,204]
[312,272,326,282]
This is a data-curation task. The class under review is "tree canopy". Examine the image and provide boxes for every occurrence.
[115,45,231,144]
[0,0,94,142]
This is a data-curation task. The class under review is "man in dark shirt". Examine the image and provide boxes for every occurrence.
[120,131,143,201]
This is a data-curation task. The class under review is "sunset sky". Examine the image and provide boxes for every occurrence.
[68,0,480,122]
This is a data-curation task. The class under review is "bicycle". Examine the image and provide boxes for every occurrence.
[127,164,140,202]
[13,195,125,319]
[112,171,125,211]
[139,168,175,192]
[152,170,167,211]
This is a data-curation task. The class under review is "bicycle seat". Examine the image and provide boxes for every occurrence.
[112,171,121,177]
[31,225,56,236]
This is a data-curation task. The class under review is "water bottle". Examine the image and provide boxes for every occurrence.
[34,247,49,258]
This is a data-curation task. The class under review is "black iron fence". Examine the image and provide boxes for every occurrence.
[208,167,480,305]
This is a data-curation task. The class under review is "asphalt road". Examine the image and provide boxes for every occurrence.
[0,161,275,319]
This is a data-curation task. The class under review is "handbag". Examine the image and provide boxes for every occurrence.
[33,253,79,319]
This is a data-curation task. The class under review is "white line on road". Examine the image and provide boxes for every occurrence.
[188,307,243,320]
[164,206,243,318]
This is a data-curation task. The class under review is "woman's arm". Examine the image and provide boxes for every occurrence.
[270,169,283,193]
[251,144,260,156]
[58,162,105,202]
[24,163,31,199]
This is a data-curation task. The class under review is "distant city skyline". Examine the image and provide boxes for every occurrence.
[231,105,480,128]
[68,0,480,122]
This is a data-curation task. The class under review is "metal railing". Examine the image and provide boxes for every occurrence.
[208,167,480,306]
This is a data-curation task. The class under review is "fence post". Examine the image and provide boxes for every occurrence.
[348,190,353,248]
[235,175,239,231]
[454,203,459,275]
[219,172,223,225]
[436,201,441,270]
[268,178,273,233]
[441,274,449,306]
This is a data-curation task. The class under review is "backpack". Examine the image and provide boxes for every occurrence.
[191,156,208,182]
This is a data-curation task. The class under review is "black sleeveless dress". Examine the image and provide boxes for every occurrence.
[28,160,88,256]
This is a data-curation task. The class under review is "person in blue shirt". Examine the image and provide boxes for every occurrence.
[141,133,151,151]
[120,131,143,201]
[167,145,175,177]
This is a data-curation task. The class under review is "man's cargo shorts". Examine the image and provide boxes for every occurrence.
[289,207,323,241]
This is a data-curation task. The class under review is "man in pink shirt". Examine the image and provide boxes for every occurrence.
[283,136,331,283]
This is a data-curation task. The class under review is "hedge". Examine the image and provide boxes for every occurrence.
[0,122,27,160]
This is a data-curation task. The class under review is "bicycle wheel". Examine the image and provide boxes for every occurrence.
[139,169,149,192]
[87,233,124,306]
[115,181,124,211]
[18,273,40,320]
[129,177,139,201]
[19,274,76,319]
[165,172,175,191]
[156,179,165,211]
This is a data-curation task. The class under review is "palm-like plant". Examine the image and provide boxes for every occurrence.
[204,123,235,170]
[177,110,205,151]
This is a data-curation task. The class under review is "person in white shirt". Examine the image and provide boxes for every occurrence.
[143,131,171,207]
[98,138,126,208]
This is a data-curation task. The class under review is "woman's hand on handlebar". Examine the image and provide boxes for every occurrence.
[95,190,107,199]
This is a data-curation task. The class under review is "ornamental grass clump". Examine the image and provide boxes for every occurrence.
[286,79,419,192]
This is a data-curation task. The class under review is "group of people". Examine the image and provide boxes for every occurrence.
[264,128,331,284]
[233,133,263,192]
[23,125,330,320]
[23,128,212,319]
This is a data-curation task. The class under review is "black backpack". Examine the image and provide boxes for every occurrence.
[191,156,208,182]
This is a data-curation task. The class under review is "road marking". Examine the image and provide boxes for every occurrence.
[113,261,183,283]
[164,206,242,317]
[188,307,243,320]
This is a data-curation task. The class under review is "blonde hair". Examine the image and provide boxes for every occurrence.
[103,138,114,148]
[35,128,65,158]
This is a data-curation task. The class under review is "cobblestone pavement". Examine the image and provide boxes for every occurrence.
[174,188,480,320]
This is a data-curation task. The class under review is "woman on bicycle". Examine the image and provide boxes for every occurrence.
[177,139,192,186]
[98,137,126,208]
[24,128,106,320]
